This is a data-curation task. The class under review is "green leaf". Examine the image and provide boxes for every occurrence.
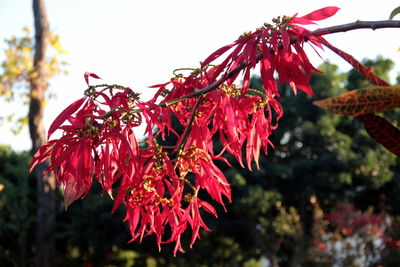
[389,6,400,19]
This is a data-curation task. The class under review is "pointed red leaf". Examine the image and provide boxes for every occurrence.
[199,199,218,218]
[47,97,86,139]
[281,29,290,52]
[30,140,57,172]
[84,71,102,86]
[292,6,340,24]
[202,44,235,67]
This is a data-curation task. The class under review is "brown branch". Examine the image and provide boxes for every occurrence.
[312,20,400,36]
[160,57,254,107]
[160,20,400,107]
[175,95,204,154]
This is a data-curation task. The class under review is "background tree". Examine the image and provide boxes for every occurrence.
[30,1,55,265]
[0,0,66,265]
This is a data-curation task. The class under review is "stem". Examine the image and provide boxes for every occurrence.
[161,60,251,107]
[176,95,204,154]
[160,145,177,150]
[180,177,198,195]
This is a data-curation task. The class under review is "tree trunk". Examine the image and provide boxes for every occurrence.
[30,0,56,266]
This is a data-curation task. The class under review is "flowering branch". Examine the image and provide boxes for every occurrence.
[30,6,400,256]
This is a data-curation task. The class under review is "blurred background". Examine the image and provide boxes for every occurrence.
[1,0,400,266]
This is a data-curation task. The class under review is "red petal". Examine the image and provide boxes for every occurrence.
[84,71,102,86]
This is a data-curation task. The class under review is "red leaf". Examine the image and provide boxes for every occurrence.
[202,44,235,67]
[246,121,256,171]
[63,149,86,209]
[30,140,57,172]
[84,71,102,86]
[292,6,340,24]
[361,114,400,156]
[47,97,86,139]
[199,199,218,218]
[241,67,251,94]
[64,174,86,210]
[281,29,290,52]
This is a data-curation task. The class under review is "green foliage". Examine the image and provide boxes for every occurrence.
[0,145,34,267]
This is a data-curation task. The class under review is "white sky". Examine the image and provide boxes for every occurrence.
[1,0,400,151]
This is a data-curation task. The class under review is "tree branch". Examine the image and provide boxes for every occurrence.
[175,95,204,154]
[159,20,400,107]
[312,20,400,36]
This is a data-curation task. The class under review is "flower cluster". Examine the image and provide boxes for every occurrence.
[30,7,339,254]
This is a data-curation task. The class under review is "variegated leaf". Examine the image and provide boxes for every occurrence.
[321,41,389,87]
[313,86,400,116]
[360,114,400,156]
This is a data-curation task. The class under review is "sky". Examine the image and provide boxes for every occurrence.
[1,0,400,151]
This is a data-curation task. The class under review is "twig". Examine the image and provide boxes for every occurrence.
[175,95,204,154]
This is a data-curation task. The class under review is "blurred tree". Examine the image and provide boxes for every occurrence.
[30,1,55,266]
[0,0,66,266]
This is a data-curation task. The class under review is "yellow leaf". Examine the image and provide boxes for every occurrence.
[22,27,30,34]
[5,90,13,100]
[6,114,14,122]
